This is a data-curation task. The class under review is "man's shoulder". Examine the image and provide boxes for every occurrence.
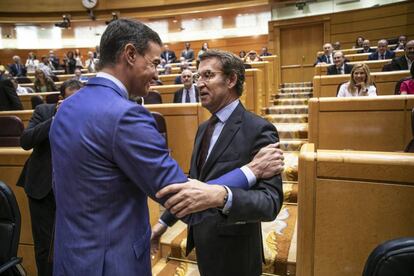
[35,103,55,113]
[241,107,275,129]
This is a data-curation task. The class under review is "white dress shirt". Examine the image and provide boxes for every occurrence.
[337,82,377,97]
[181,84,198,103]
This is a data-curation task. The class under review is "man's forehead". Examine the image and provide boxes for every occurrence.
[199,58,221,71]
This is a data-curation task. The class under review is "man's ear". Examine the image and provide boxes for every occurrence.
[124,43,137,66]
[227,73,237,90]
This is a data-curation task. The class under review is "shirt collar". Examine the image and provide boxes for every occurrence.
[96,72,128,97]
[215,99,240,124]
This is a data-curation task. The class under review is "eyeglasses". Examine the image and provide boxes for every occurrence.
[195,70,222,82]
[143,55,161,69]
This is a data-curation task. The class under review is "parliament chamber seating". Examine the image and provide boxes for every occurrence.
[313,70,410,97]
[297,143,414,276]
[316,44,397,56]
[0,181,24,276]
[395,76,412,94]
[362,237,414,276]
[20,81,63,90]
[405,108,414,153]
[314,59,392,76]
[0,116,24,147]
[345,49,404,62]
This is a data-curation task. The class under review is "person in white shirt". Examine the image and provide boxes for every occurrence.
[173,69,199,103]
[337,63,377,97]
[85,51,99,73]
[25,52,39,73]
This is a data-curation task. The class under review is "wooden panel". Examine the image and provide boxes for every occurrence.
[297,145,414,276]
[307,95,414,151]
[19,92,59,110]
[243,68,264,115]
[151,84,183,104]
[0,110,34,127]
[345,50,404,62]
[18,244,37,276]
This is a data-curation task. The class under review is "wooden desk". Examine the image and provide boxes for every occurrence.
[297,143,414,276]
[314,59,392,76]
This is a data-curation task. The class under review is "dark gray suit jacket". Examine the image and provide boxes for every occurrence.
[327,63,354,75]
[187,103,283,276]
[173,86,200,103]
[17,103,55,199]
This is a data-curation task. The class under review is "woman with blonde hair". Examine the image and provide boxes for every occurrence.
[337,63,377,97]
[34,68,57,92]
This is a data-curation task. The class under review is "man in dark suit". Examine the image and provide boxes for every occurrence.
[390,40,414,71]
[181,42,195,62]
[9,55,27,77]
[155,50,283,276]
[160,44,177,64]
[314,43,334,66]
[368,39,396,60]
[48,50,60,70]
[357,39,375,53]
[173,69,199,103]
[327,51,353,75]
[0,79,23,111]
[18,79,82,276]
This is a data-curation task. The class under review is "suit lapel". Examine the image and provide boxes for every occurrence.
[191,122,208,178]
[199,103,244,180]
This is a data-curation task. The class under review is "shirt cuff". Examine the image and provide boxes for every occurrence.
[221,186,233,215]
[240,165,257,187]
[158,219,168,227]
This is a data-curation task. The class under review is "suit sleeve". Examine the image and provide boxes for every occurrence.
[226,122,283,223]
[112,106,215,225]
[20,105,53,150]
[368,54,375,60]
[5,86,23,110]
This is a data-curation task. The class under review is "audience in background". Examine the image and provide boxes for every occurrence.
[85,51,99,73]
[38,56,54,77]
[94,45,100,59]
[0,65,8,80]
[337,63,377,97]
[25,52,39,73]
[393,35,407,51]
[0,78,23,111]
[399,65,414,95]
[353,36,364,48]
[10,77,29,94]
[74,49,84,68]
[368,39,395,60]
[260,46,272,56]
[197,42,209,60]
[9,55,27,77]
[327,51,353,75]
[181,42,195,62]
[48,50,60,70]
[161,44,177,64]
[73,68,89,82]
[244,50,262,63]
[239,50,246,59]
[314,43,334,65]
[333,41,341,51]
[173,69,199,103]
[390,40,414,71]
[34,69,57,92]
[357,40,375,53]
[65,51,76,74]
[174,61,190,84]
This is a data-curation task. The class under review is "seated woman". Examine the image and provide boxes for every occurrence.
[337,63,377,97]
[399,65,414,95]
[34,69,58,92]
[244,50,262,63]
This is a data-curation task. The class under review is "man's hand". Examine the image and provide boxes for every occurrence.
[55,100,64,112]
[247,143,284,179]
[150,222,167,256]
[156,179,226,218]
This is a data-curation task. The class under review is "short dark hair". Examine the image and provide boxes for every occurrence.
[60,79,82,97]
[99,19,162,69]
[199,50,245,96]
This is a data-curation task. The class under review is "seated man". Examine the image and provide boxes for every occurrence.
[390,40,414,71]
[357,40,375,53]
[259,47,272,57]
[333,41,341,51]
[0,78,23,111]
[314,43,334,65]
[9,55,27,77]
[368,39,395,60]
[160,44,177,64]
[73,68,89,82]
[327,51,353,75]
[393,35,407,51]
[173,69,199,103]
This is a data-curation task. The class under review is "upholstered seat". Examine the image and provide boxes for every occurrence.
[0,116,24,147]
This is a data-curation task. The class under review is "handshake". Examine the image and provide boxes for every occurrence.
[151,142,284,254]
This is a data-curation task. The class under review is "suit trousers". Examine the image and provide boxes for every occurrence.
[28,191,55,276]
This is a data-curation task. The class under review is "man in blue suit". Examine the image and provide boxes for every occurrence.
[50,19,283,276]
[368,39,396,60]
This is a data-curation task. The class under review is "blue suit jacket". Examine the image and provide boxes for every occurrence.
[368,50,395,60]
[50,77,247,275]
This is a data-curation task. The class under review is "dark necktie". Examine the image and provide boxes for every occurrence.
[197,115,219,172]
[185,89,191,103]
[338,67,342,74]
[381,54,385,60]
[327,55,331,63]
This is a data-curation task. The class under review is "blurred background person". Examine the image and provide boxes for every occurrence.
[34,69,57,92]
[25,52,39,73]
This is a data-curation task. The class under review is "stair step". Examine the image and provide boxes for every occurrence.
[280,82,312,88]
[158,204,298,276]
[272,98,309,106]
[275,123,308,139]
[283,151,299,182]
[265,105,308,115]
[279,87,313,93]
[265,114,308,123]
[280,139,307,151]
[272,92,313,99]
